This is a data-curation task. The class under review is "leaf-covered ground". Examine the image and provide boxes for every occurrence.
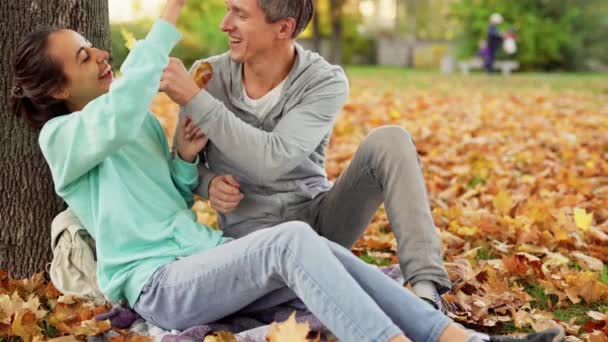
[2,69,607,341]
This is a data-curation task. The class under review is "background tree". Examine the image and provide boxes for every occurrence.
[110,0,227,70]
[329,0,346,64]
[0,0,110,278]
[451,0,608,70]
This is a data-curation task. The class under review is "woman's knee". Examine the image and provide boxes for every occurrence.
[272,221,319,252]
[279,221,317,239]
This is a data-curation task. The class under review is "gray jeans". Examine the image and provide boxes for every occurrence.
[134,222,452,341]
[286,126,451,293]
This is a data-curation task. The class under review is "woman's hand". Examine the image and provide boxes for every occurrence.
[161,0,186,26]
[176,116,207,163]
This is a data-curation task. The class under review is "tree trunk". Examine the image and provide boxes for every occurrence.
[405,0,417,68]
[0,0,110,279]
[329,0,344,65]
[312,0,322,53]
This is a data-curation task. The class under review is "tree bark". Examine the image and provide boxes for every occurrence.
[405,0,417,68]
[329,0,344,65]
[312,0,322,53]
[0,0,110,279]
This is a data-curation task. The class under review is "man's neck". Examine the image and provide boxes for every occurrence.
[242,43,296,100]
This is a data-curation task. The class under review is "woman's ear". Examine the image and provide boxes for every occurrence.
[50,87,70,100]
[277,17,296,39]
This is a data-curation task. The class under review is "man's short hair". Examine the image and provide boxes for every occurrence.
[258,0,314,38]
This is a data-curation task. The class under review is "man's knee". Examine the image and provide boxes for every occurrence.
[361,125,417,159]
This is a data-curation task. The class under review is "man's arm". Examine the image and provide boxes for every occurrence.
[183,70,349,184]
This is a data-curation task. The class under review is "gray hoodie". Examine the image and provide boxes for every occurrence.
[180,44,349,236]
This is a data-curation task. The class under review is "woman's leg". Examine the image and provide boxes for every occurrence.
[323,241,565,342]
[324,239,454,342]
[133,221,403,341]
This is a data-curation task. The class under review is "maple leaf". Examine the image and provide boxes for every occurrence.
[493,190,513,215]
[11,309,42,342]
[565,272,608,304]
[0,294,13,325]
[41,337,81,342]
[502,253,544,278]
[108,334,154,342]
[574,208,593,232]
[586,311,607,321]
[193,62,214,89]
[571,251,604,272]
[73,318,112,336]
[120,27,136,50]
[204,331,238,342]
[266,312,319,342]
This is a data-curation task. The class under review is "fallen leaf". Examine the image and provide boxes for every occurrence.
[204,331,238,342]
[266,312,315,342]
[574,208,593,232]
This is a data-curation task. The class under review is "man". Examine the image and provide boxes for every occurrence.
[485,13,504,73]
[160,0,451,310]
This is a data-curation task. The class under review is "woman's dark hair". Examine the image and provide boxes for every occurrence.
[10,27,71,129]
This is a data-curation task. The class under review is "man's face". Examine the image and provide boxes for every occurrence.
[220,0,281,63]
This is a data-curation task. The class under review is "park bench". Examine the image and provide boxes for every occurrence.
[458,57,520,75]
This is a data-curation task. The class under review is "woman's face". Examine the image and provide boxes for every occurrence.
[47,29,113,107]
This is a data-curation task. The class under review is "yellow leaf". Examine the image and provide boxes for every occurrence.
[11,309,42,342]
[44,337,81,342]
[448,221,479,237]
[69,318,112,337]
[204,331,237,342]
[121,27,136,50]
[573,208,592,232]
[492,190,513,214]
[389,108,401,119]
[0,294,14,324]
[266,312,313,342]
[193,62,214,88]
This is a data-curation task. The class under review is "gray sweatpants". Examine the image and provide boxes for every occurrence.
[286,126,451,293]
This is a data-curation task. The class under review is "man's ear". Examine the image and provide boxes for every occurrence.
[50,87,70,100]
[277,17,296,39]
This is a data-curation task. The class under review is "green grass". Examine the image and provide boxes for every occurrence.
[476,248,495,261]
[524,283,558,310]
[554,302,608,325]
[344,66,608,94]
[457,283,608,335]
[358,252,393,266]
[601,264,608,284]
[522,282,608,329]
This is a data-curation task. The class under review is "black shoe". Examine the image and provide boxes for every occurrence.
[420,292,449,315]
[490,327,565,342]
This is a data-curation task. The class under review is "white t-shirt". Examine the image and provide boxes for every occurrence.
[242,78,286,121]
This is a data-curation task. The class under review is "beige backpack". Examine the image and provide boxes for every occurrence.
[49,208,106,302]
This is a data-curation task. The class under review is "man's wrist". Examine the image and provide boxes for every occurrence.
[177,150,196,163]
[179,85,201,106]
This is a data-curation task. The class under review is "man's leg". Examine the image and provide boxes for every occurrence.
[305,126,451,298]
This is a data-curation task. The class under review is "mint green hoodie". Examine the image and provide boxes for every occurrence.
[39,20,226,307]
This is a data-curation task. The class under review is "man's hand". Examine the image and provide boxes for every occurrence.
[176,116,207,163]
[209,175,243,214]
[160,58,200,106]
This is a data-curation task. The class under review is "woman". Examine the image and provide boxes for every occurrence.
[10,1,564,341]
